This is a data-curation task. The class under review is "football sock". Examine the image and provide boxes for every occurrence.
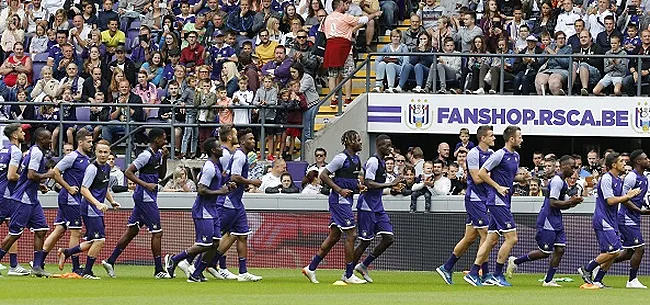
[630,269,638,282]
[84,257,96,275]
[585,259,600,272]
[9,253,17,268]
[544,267,557,283]
[363,254,377,268]
[443,253,459,271]
[238,257,247,274]
[594,269,607,283]
[345,262,354,278]
[514,255,530,265]
[107,248,123,265]
[494,263,504,276]
[308,255,322,271]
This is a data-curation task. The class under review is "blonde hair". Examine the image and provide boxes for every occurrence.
[110,67,125,93]
[266,17,280,36]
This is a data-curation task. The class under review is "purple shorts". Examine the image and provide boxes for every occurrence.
[329,203,355,230]
[619,224,645,249]
[535,229,567,254]
[487,205,516,234]
[54,204,83,229]
[8,201,49,235]
[0,197,16,222]
[82,216,105,241]
[594,228,622,253]
[357,210,393,240]
[219,207,250,235]
[194,218,222,246]
[465,200,489,228]
[127,201,162,233]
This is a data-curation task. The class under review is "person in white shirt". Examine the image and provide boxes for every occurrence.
[555,0,582,38]
[260,158,287,192]
[586,0,614,40]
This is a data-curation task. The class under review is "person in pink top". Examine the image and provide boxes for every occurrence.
[133,70,158,117]
[322,0,381,107]
[216,85,233,124]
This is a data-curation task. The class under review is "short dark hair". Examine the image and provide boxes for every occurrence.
[3,123,21,138]
[604,15,615,22]
[605,152,621,169]
[203,137,219,158]
[476,125,493,141]
[575,19,585,26]
[56,29,68,37]
[558,155,574,165]
[432,159,445,167]
[75,128,92,144]
[503,125,521,142]
[148,127,165,143]
[630,149,645,164]
[237,128,253,142]
[571,154,582,161]
[376,134,390,145]
[219,124,234,142]
[315,147,326,156]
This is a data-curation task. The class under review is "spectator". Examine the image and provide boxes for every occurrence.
[262,45,293,86]
[98,0,119,31]
[448,163,465,195]
[284,80,307,159]
[586,0,614,40]
[512,167,530,196]
[254,0,283,34]
[83,29,107,64]
[436,142,451,166]
[239,52,260,92]
[131,25,158,68]
[532,0,556,36]
[393,165,415,196]
[69,15,91,58]
[30,24,49,55]
[159,28,181,60]
[394,153,407,175]
[384,156,397,184]
[401,13,425,50]
[163,167,197,192]
[117,0,150,30]
[81,66,109,103]
[195,79,217,158]
[623,23,641,54]
[289,30,320,78]
[53,43,82,80]
[266,172,300,193]
[622,30,650,96]
[573,153,592,178]
[567,18,584,52]
[281,4,306,34]
[535,31,572,95]
[528,177,543,196]
[513,35,543,95]
[109,45,137,86]
[1,14,24,60]
[595,15,621,53]
[175,1,197,26]
[307,148,328,174]
[232,76,254,125]
[256,29,280,65]
[555,0,580,38]
[46,29,69,67]
[0,0,25,34]
[144,0,170,31]
[480,0,503,34]
[253,75,278,144]
[616,0,648,33]
[0,42,33,88]
[426,37,460,93]
[140,51,165,87]
[161,48,182,88]
[506,6,526,43]
[25,0,51,36]
[301,169,322,194]
[8,88,35,121]
[417,0,443,35]
[57,62,84,101]
[101,80,145,144]
[467,35,491,94]
[410,146,425,175]
[180,31,205,74]
[487,37,515,94]
[593,35,628,96]
[289,62,318,139]
[182,14,208,48]
[108,152,125,189]
[181,79,199,159]
[371,29,408,93]
[82,45,107,80]
[454,127,475,157]
[512,24,530,53]
[271,89,292,159]
[101,18,126,57]
[159,81,186,155]
[227,0,256,44]
[410,160,450,212]
[206,30,237,82]
[216,85,233,124]
[260,158,287,192]
[259,17,285,45]
[51,87,76,154]
[323,0,380,107]
[452,11,482,53]
[87,91,111,139]
[397,31,434,93]
[133,70,158,117]
[31,66,58,104]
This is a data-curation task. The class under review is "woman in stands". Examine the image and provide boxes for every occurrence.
[301,170,322,194]
[162,167,197,192]
[486,37,515,94]
[109,67,125,102]
[396,31,434,93]
[51,9,69,31]
[466,35,492,94]
[303,0,325,28]
[82,45,107,79]
[140,51,165,87]
[532,0,557,36]
[479,0,505,34]
[82,30,107,63]
[0,41,32,88]
[281,4,305,34]
[535,31,572,96]
[1,14,24,62]
[372,29,409,93]
[144,0,170,32]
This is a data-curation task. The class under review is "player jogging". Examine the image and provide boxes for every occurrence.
[165,137,235,282]
[102,128,171,279]
[0,128,55,277]
[436,125,495,284]
[42,129,93,274]
[351,134,402,283]
[0,123,30,276]
[303,130,366,284]
[464,125,526,287]
[506,155,583,286]
[57,140,120,279]
[578,152,640,289]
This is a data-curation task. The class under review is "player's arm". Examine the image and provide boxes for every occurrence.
[27,149,54,181]
[105,190,120,209]
[602,173,641,206]
[466,150,483,184]
[125,151,157,191]
[197,183,231,196]
[6,148,21,181]
[320,154,352,197]
[197,165,230,196]
[53,153,78,195]
[319,168,342,192]
[548,177,583,209]
[80,186,106,212]
[80,164,107,212]
[364,157,400,190]
[620,173,650,214]
[229,153,261,187]
[478,151,508,195]
[159,147,169,178]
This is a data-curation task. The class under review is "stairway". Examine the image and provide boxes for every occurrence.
[314,18,412,131]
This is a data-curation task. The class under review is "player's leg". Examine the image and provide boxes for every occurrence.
[493,231,518,281]
[42,224,66,265]
[151,231,169,278]
[304,225,341,282]
[29,205,51,277]
[58,241,93,270]
[102,225,139,278]
[230,209,260,281]
[166,218,214,278]
[614,249,634,263]
[539,246,565,286]
[507,229,555,278]
[189,243,223,282]
[342,227,363,283]
[68,229,82,273]
[580,228,621,286]
[5,242,27,276]
[352,210,373,265]
[627,246,646,288]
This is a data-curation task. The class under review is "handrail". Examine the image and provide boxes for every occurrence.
[2,101,303,161]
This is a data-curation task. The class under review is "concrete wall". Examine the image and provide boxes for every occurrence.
[304,94,370,164]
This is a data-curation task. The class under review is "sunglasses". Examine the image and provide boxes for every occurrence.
[316,154,325,157]
[297,36,307,39]
[396,159,405,162]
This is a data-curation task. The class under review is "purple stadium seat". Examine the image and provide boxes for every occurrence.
[76,107,91,122]
[157,88,166,99]
[286,161,308,184]
[146,108,160,122]
[32,52,48,63]
[127,29,139,43]
[33,62,45,80]
[129,20,142,30]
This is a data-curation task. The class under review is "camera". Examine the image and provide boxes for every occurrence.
[629,5,638,15]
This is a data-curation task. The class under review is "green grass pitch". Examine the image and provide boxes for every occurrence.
[2,266,650,305]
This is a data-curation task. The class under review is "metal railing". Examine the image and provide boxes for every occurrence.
[309,52,650,137]
[2,102,304,163]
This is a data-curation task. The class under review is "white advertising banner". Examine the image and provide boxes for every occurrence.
[366,93,650,137]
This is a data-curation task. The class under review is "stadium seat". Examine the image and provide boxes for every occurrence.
[146,108,160,122]
[286,161,308,185]
[127,28,139,44]
[157,88,166,99]
[76,107,91,122]
[32,53,48,63]
[32,62,46,80]
[129,20,142,30]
